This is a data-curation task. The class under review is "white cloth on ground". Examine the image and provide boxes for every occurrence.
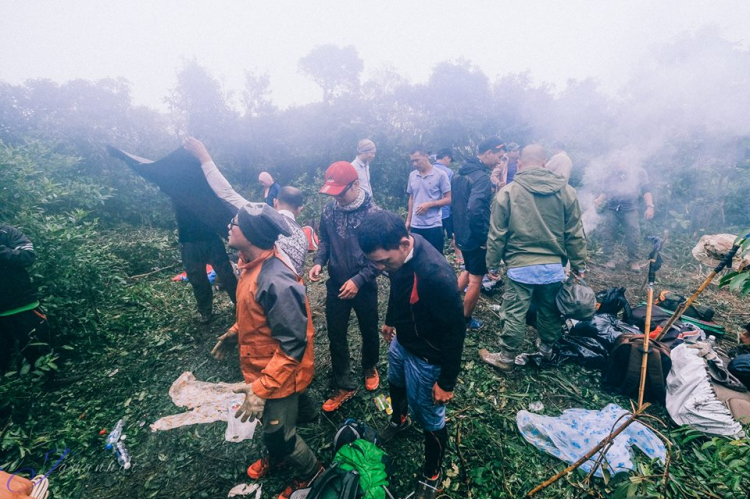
[150,372,245,432]
[666,343,744,437]
[517,403,666,477]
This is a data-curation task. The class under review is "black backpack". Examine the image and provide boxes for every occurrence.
[302,464,363,499]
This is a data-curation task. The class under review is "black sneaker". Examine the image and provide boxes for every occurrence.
[378,416,412,443]
[414,473,443,499]
[198,312,213,324]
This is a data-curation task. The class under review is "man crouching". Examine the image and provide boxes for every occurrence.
[359,210,466,499]
[212,203,322,499]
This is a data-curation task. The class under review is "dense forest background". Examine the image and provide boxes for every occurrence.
[1,28,750,498]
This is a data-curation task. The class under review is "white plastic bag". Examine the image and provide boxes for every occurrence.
[225,402,258,442]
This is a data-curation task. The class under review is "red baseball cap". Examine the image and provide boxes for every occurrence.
[319,161,359,196]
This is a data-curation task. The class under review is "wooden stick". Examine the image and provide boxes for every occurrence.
[637,286,654,410]
[526,403,650,497]
[127,262,180,280]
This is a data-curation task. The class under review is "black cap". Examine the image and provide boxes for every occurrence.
[237,203,291,250]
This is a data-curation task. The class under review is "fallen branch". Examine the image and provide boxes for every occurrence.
[455,421,472,497]
[128,262,180,281]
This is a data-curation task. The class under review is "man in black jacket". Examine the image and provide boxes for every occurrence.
[451,137,506,330]
[0,225,51,373]
[359,211,466,499]
[309,161,381,412]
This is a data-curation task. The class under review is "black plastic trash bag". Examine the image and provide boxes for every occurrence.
[569,314,641,352]
[729,354,750,390]
[556,276,596,320]
[595,287,632,318]
[555,336,611,370]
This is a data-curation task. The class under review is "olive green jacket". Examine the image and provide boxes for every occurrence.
[486,167,587,271]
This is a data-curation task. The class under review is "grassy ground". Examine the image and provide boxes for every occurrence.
[4,240,750,499]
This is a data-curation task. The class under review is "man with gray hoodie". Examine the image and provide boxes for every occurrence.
[479,145,587,372]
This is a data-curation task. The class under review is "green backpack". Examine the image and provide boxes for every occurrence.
[304,439,389,499]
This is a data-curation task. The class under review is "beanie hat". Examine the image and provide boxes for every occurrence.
[236,203,291,250]
[357,139,376,154]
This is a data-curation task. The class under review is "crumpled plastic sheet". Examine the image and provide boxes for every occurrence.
[517,403,666,477]
[150,372,245,432]
[666,344,743,437]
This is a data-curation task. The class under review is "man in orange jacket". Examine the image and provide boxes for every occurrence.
[211,202,322,499]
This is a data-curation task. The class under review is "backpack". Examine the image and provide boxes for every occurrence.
[595,287,632,318]
[332,419,380,459]
[304,440,389,499]
[556,276,596,321]
[602,333,672,404]
[302,225,319,252]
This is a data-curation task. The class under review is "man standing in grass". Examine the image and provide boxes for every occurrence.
[359,210,466,499]
[405,147,452,254]
[451,137,506,330]
[480,145,586,372]
[211,203,322,499]
[309,162,381,412]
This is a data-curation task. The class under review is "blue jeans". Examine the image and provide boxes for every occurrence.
[388,337,445,431]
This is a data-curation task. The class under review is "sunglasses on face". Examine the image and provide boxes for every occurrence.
[229,218,239,229]
[337,181,356,197]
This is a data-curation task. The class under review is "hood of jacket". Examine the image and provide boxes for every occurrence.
[513,167,568,195]
[458,156,489,176]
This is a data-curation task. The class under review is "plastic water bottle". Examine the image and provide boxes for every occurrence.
[707,335,716,348]
[115,440,132,470]
[105,419,123,450]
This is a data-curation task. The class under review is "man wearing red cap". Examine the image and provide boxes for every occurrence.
[310,161,381,412]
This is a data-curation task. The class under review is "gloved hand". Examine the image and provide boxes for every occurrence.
[232,384,266,422]
[211,328,238,360]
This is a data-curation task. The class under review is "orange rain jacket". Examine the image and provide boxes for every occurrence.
[229,248,314,399]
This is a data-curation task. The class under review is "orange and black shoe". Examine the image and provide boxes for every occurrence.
[364,367,380,391]
[278,463,324,499]
[247,453,287,480]
[322,388,357,413]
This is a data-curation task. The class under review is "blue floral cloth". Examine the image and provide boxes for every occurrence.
[517,403,666,476]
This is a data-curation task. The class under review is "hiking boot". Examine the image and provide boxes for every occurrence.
[604,260,616,270]
[479,348,515,373]
[322,388,357,413]
[364,367,380,391]
[247,454,288,480]
[414,473,443,499]
[467,317,484,331]
[297,406,320,425]
[278,463,324,499]
[198,312,213,324]
[378,415,412,443]
[629,262,641,273]
[535,338,554,360]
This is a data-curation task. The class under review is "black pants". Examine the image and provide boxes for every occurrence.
[325,280,379,390]
[411,227,444,255]
[181,237,238,315]
[0,307,51,373]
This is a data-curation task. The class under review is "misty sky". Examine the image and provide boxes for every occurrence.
[2,0,749,111]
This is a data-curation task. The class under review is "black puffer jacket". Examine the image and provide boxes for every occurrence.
[0,225,38,312]
[451,156,493,251]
